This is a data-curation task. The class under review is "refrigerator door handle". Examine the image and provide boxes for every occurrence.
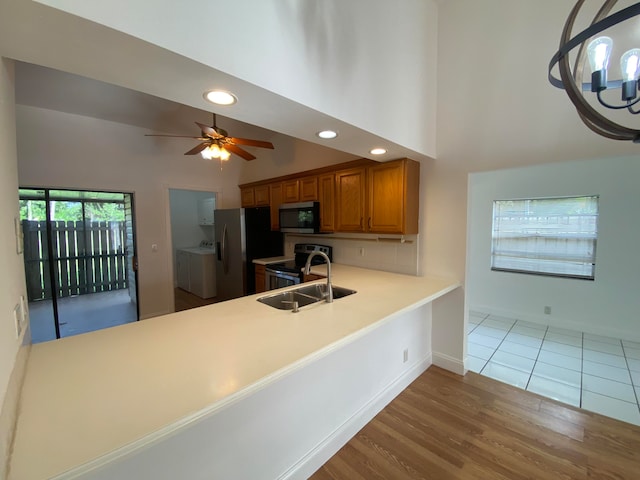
[222,224,229,274]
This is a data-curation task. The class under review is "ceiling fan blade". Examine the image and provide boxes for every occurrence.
[229,137,274,149]
[145,134,209,140]
[195,122,221,139]
[184,142,210,155]
[224,144,256,161]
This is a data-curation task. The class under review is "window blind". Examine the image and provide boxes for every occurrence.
[491,196,598,280]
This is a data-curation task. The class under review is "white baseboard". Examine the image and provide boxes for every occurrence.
[470,303,640,342]
[432,351,465,375]
[279,353,433,480]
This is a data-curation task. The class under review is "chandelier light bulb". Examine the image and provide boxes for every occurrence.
[587,36,613,72]
[586,36,613,92]
[621,48,640,82]
[620,48,640,100]
[220,148,231,161]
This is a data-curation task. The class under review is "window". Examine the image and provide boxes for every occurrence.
[491,196,598,280]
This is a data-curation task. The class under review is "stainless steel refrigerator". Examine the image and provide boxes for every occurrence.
[214,207,283,301]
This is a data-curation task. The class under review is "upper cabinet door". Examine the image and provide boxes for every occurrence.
[254,185,270,206]
[318,174,335,232]
[299,176,318,201]
[283,179,299,203]
[241,187,255,207]
[269,182,283,231]
[334,167,366,232]
[367,159,420,234]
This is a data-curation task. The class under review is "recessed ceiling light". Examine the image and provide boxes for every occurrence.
[370,148,387,155]
[317,130,338,139]
[204,90,238,106]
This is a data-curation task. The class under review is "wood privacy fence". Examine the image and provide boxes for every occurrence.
[22,220,129,301]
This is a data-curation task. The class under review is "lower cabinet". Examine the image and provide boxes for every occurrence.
[303,273,325,282]
[176,249,216,299]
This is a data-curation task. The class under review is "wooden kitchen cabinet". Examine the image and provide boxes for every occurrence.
[334,158,420,234]
[282,179,299,203]
[241,185,270,207]
[367,158,420,234]
[303,273,325,282]
[269,182,283,231]
[299,176,318,201]
[238,157,419,235]
[240,187,255,207]
[318,173,335,232]
[334,167,367,232]
[254,185,270,206]
[255,264,266,293]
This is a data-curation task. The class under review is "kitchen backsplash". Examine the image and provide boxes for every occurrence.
[284,234,419,275]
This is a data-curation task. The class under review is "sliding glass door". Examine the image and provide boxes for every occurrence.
[19,188,139,342]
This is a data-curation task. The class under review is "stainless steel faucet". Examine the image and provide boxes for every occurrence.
[303,251,333,303]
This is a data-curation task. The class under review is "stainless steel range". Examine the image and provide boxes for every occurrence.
[264,243,332,291]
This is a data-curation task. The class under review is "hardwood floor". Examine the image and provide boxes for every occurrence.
[310,366,640,480]
[174,288,217,312]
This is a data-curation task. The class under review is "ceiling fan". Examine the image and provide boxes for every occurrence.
[145,113,274,161]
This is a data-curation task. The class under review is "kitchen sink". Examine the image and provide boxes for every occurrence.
[257,284,356,311]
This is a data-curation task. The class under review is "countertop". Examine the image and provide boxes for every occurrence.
[9,264,459,479]
[252,255,294,265]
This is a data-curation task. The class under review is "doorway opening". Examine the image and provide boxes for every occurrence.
[168,189,217,311]
[19,188,139,342]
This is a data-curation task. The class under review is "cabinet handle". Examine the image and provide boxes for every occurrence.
[368,217,372,229]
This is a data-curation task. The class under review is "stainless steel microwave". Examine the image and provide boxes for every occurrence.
[279,201,321,233]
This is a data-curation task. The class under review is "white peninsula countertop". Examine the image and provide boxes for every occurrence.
[252,255,294,265]
[9,264,459,479]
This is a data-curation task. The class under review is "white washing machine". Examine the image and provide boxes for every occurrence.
[176,242,216,299]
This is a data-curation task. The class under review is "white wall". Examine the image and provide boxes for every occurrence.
[467,157,640,341]
[0,57,30,480]
[16,105,361,319]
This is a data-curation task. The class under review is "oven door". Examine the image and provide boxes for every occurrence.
[265,267,301,291]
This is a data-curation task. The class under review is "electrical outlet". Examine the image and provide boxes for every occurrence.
[359,247,365,257]
[544,306,551,315]
[403,348,409,363]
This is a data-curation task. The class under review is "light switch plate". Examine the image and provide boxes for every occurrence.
[14,303,22,338]
[14,217,23,254]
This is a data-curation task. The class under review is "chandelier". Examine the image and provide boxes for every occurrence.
[549,1,640,142]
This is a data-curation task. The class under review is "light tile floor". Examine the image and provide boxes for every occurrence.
[467,311,640,426]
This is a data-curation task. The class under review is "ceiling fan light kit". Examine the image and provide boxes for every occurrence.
[549,0,640,142]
